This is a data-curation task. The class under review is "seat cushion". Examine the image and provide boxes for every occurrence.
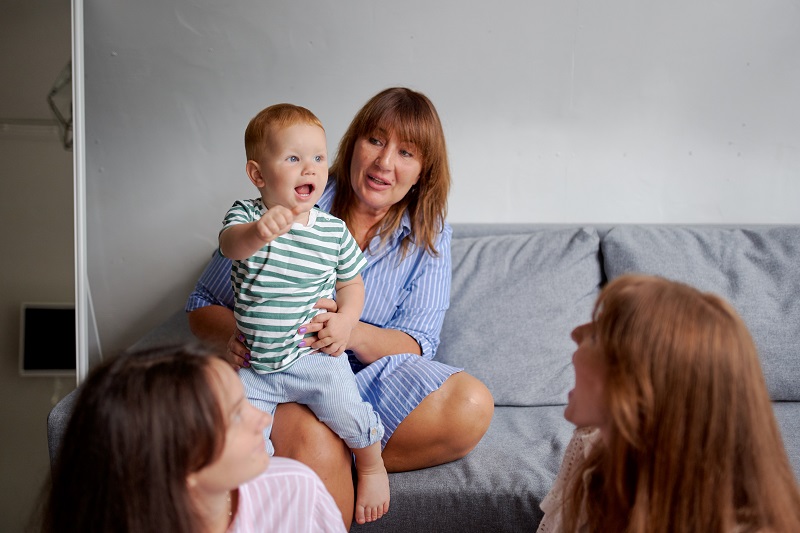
[350,405,575,532]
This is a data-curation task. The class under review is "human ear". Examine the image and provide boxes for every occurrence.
[246,160,265,188]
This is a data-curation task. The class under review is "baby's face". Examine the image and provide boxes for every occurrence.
[254,123,327,214]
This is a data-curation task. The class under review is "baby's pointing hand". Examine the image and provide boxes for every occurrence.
[255,205,302,242]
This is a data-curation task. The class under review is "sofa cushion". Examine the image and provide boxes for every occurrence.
[437,227,602,406]
[602,226,800,401]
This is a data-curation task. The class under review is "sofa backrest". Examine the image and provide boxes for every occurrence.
[438,224,800,407]
[437,226,603,406]
[601,225,800,402]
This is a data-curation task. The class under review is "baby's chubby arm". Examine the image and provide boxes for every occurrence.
[309,274,364,356]
[219,205,301,260]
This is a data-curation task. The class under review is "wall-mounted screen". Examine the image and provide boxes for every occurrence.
[19,303,76,377]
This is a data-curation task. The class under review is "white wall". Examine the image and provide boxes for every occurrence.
[83,0,800,358]
[1,1,75,530]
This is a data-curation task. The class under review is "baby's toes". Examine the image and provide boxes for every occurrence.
[355,505,366,525]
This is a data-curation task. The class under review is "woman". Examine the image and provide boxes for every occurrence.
[186,87,495,526]
[41,345,346,533]
[538,275,800,533]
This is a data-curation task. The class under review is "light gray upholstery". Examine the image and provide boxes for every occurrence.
[602,226,800,401]
[438,227,601,406]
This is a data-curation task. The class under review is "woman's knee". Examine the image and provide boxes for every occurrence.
[272,403,351,468]
[446,373,494,451]
[402,372,493,458]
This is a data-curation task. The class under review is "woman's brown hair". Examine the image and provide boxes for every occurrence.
[41,344,226,533]
[329,87,450,257]
[563,275,800,533]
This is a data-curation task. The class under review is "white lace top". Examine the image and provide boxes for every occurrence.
[537,427,601,533]
[537,428,754,533]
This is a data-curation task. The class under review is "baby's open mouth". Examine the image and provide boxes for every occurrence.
[295,184,315,196]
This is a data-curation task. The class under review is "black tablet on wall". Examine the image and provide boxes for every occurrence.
[19,302,76,377]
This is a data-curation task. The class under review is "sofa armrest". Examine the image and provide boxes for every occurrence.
[47,310,196,467]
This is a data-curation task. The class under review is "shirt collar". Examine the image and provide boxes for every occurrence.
[397,210,412,239]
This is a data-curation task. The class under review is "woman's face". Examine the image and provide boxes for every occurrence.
[349,128,422,217]
[189,358,271,493]
[564,322,610,431]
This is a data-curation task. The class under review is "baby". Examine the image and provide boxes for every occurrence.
[218,103,389,524]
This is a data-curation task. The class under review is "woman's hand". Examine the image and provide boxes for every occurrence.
[226,330,252,370]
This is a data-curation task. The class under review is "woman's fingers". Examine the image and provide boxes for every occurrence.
[226,330,251,370]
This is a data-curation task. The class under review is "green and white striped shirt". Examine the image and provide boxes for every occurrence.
[221,199,366,373]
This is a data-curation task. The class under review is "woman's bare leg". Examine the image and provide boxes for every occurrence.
[272,402,355,529]
[381,372,494,472]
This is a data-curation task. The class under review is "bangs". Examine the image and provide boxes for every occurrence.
[379,112,431,156]
[357,94,439,164]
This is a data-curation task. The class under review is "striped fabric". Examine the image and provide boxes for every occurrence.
[221,199,366,373]
[230,457,346,533]
[240,353,383,452]
[187,178,462,445]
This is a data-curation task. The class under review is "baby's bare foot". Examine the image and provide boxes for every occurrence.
[354,465,390,524]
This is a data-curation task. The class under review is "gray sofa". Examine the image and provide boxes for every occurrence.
[48,224,800,532]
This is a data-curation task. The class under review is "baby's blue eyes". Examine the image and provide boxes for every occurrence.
[286,155,324,163]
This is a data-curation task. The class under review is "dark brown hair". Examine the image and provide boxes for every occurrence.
[329,87,450,257]
[41,344,226,533]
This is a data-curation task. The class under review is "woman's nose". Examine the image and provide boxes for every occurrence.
[375,148,392,169]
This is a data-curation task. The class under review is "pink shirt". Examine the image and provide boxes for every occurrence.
[229,457,346,533]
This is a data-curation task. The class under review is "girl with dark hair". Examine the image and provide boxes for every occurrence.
[42,345,346,533]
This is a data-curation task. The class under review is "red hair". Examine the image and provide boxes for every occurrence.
[563,275,800,533]
[245,103,323,161]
